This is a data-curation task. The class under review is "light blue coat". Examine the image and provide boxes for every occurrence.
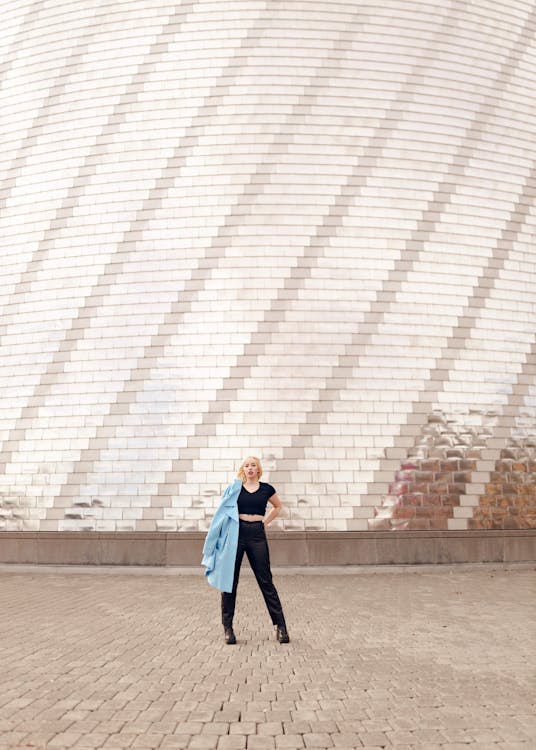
[201,479,241,593]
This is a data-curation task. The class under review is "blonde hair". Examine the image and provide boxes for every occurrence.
[237,456,263,483]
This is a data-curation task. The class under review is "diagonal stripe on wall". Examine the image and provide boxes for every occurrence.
[0,0,108,218]
[0,0,200,478]
[43,3,374,523]
[0,1,45,88]
[138,2,474,523]
[270,5,536,513]
[360,162,536,511]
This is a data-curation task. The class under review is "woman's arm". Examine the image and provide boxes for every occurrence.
[263,493,283,526]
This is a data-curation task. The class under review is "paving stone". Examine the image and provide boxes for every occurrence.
[246,736,276,749]
[201,724,230,736]
[312,712,344,723]
[274,736,305,749]
[97,722,132,735]
[119,723,153,735]
[101,737,137,749]
[73,733,111,747]
[240,712,269,723]
[307,723,338,735]
[131,735,165,748]
[217,736,247,749]
[151,722,182,734]
[188,736,220,749]
[302,734,333,748]
[384,730,414,745]
[257,723,283,736]
[215,711,242,723]
[264,711,293,723]
[229,722,257,735]
[353,733,388,747]
[409,729,447,744]
[330,735,361,747]
[282,722,311,735]
[191,711,217,723]
[160,737,191,749]
[175,723,206,735]
[290,712,317,723]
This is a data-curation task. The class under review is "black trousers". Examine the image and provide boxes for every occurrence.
[221,520,286,628]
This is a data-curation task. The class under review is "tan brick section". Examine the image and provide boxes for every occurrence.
[0,565,534,749]
[472,446,536,530]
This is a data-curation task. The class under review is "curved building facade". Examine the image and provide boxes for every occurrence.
[1,0,536,550]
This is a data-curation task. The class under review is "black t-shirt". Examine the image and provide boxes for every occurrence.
[237,482,276,515]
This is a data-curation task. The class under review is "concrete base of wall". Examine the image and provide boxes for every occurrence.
[0,530,535,566]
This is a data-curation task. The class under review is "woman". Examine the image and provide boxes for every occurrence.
[202,456,290,645]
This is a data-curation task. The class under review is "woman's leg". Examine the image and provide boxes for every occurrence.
[244,523,286,627]
[221,539,246,628]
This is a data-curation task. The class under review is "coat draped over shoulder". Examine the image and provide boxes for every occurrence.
[201,479,241,593]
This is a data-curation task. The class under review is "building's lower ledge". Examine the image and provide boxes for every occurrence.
[0,530,535,566]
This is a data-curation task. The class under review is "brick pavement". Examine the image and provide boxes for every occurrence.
[0,564,534,750]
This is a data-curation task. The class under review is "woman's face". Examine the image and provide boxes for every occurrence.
[243,458,259,480]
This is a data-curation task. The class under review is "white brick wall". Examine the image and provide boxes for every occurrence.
[1,0,535,532]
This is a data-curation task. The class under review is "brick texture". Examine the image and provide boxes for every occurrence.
[1,1,536,534]
[0,566,534,748]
